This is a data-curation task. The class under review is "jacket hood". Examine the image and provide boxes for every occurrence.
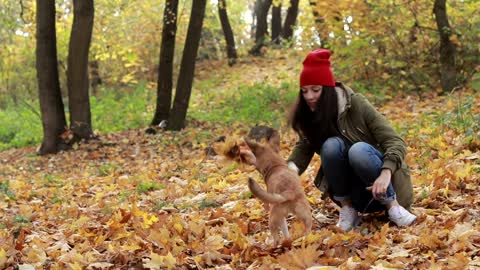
[335,82,354,116]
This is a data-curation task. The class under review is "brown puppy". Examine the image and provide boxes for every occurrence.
[241,134,312,247]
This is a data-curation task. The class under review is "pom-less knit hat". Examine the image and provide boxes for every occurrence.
[300,48,336,87]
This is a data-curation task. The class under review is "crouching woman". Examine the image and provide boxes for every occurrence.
[287,48,416,231]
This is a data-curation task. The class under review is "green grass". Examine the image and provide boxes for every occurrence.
[0,181,15,200]
[0,83,153,151]
[0,79,298,151]
[190,81,298,128]
[0,102,43,150]
[136,181,165,194]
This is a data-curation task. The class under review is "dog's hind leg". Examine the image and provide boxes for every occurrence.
[296,203,312,235]
[280,216,294,247]
[279,217,290,240]
[269,213,282,247]
[269,205,288,247]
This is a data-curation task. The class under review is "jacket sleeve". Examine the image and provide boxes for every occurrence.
[287,136,315,175]
[357,94,407,173]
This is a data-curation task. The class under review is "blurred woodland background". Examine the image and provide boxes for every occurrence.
[0,0,479,153]
[1,1,480,269]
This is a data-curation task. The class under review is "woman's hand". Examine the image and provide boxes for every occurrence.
[367,169,391,200]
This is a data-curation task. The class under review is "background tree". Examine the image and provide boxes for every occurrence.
[168,0,207,130]
[271,1,282,44]
[249,0,272,55]
[218,0,237,66]
[433,0,457,93]
[36,0,68,154]
[151,0,179,127]
[67,0,95,141]
[281,0,299,41]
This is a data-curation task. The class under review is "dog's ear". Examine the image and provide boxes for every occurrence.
[267,129,281,153]
[244,137,260,152]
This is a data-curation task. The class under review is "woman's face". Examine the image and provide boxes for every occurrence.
[301,85,322,111]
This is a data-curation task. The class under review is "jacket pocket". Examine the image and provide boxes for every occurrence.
[356,127,366,135]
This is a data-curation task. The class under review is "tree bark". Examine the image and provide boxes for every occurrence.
[89,60,102,96]
[168,0,207,130]
[250,1,259,39]
[282,0,299,41]
[151,0,179,126]
[218,0,237,66]
[271,3,281,44]
[36,0,68,155]
[308,0,328,47]
[433,0,456,93]
[67,0,94,141]
[249,0,272,55]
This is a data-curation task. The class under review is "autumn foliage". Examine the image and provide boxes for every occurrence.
[1,84,480,269]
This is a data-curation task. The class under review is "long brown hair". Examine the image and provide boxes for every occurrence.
[289,86,339,147]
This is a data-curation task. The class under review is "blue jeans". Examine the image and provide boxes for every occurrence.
[320,137,396,213]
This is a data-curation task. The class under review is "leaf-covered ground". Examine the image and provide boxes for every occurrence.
[1,57,480,269]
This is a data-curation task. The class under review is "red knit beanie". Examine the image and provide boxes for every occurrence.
[300,49,336,87]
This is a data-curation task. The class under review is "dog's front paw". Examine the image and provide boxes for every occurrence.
[240,149,256,166]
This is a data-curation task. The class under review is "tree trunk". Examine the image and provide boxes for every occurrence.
[308,0,328,47]
[249,0,272,55]
[218,0,237,66]
[151,0,179,126]
[271,3,281,44]
[250,1,258,40]
[89,60,102,96]
[282,0,299,41]
[433,0,456,93]
[67,0,94,141]
[167,0,207,131]
[36,0,68,155]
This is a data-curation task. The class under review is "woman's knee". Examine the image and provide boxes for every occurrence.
[320,137,345,159]
[348,142,370,164]
[348,142,382,171]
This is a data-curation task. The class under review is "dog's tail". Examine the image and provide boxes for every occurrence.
[248,177,287,204]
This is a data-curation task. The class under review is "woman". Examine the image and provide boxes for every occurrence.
[287,49,416,231]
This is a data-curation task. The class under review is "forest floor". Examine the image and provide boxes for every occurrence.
[1,52,480,269]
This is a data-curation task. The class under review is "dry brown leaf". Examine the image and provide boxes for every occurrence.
[277,244,322,270]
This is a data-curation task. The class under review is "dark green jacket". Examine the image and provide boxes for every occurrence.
[287,82,413,209]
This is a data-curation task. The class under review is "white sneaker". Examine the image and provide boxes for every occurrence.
[388,205,416,227]
[336,206,359,231]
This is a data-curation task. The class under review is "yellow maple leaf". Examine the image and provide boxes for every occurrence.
[304,233,323,245]
[143,214,159,229]
[0,249,6,268]
[173,222,183,233]
[212,179,228,190]
[149,229,170,246]
[277,244,322,270]
[26,248,47,265]
[204,234,225,251]
[143,252,177,270]
[122,243,141,251]
[68,262,83,270]
[131,203,158,228]
[454,163,472,180]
